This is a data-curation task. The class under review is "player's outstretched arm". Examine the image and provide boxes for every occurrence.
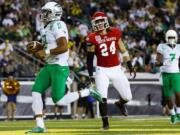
[118,39,136,79]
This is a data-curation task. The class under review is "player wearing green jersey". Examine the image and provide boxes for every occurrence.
[26,2,102,133]
[156,29,180,124]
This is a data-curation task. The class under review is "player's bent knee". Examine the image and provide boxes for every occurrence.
[52,94,64,104]
[56,98,67,106]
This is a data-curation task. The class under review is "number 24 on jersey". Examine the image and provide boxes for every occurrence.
[100,41,116,56]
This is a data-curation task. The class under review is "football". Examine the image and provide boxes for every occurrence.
[26,41,43,54]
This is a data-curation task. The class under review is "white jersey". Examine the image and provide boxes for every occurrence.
[157,43,180,73]
[40,20,69,66]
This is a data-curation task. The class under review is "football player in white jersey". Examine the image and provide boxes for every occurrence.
[26,2,102,133]
[156,29,180,124]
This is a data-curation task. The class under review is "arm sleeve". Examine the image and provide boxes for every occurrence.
[87,52,94,77]
[86,34,95,77]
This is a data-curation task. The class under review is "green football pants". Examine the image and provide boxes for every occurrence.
[162,73,180,97]
[32,64,69,103]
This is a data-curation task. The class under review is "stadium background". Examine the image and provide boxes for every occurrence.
[0,0,179,118]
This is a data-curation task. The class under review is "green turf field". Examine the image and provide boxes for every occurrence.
[0,116,180,135]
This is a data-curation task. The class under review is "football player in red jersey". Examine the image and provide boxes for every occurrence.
[86,11,136,130]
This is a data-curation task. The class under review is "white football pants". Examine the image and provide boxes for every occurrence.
[95,65,132,101]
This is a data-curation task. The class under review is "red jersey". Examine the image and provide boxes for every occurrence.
[86,27,122,67]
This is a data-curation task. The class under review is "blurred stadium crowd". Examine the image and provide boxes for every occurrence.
[0,0,179,78]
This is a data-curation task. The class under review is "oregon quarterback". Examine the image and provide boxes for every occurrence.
[26,2,102,133]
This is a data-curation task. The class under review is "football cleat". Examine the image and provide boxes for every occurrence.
[114,101,128,116]
[100,125,109,131]
[25,127,46,134]
[170,115,176,124]
[89,86,103,103]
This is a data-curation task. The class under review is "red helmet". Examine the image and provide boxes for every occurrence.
[91,11,109,32]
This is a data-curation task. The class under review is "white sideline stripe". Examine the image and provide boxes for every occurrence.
[0,81,33,85]
[130,81,160,84]
[0,115,34,119]
[15,81,34,85]
[0,95,160,106]
[16,81,161,85]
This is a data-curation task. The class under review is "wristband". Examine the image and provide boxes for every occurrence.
[127,61,132,70]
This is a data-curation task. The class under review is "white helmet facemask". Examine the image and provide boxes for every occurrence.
[165,30,178,45]
[41,2,62,24]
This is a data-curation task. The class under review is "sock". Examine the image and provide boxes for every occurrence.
[32,92,45,128]
[99,98,108,116]
[176,107,180,114]
[32,92,43,114]
[102,117,109,127]
[99,98,109,127]
[80,88,90,97]
[56,92,79,105]
[169,108,175,115]
[36,117,45,128]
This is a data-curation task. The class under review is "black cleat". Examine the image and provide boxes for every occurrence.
[115,101,128,116]
[101,125,109,131]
